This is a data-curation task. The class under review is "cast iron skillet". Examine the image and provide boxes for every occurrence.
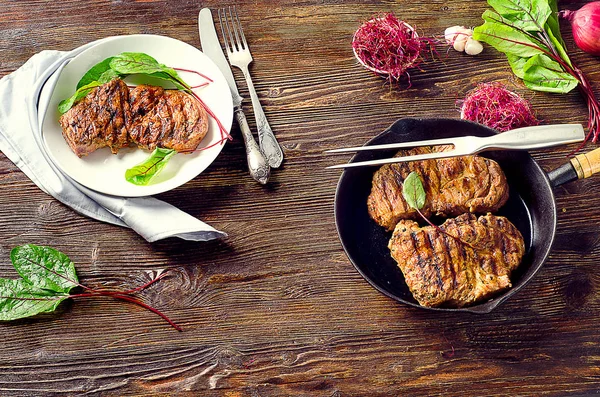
[334,118,589,313]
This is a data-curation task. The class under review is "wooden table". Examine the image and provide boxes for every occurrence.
[1,1,599,395]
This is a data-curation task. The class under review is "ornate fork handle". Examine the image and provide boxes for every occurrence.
[239,65,284,168]
[234,106,270,184]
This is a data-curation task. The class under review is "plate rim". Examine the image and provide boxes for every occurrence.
[41,34,233,197]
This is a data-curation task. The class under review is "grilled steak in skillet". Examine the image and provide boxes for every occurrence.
[367,146,509,231]
[388,213,525,308]
[59,79,208,157]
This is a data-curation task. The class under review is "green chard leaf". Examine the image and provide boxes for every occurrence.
[58,81,101,114]
[158,65,184,82]
[0,279,65,321]
[486,0,551,31]
[97,68,122,84]
[109,53,188,90]
[147,71,190,91]
[545,0,565,46]
[503,43,576,94]
[474,0,578,95]
[76,56,118,89]
[402,171,426,210]
[545,24,572,68]
[0,244,78,321]
[125,147,177,186]
[522,54,578,92]
[110,52,171,76]
[59,52,190,115]
[10,244,78,294]
[506,54,527,79]
[473,17,545,58]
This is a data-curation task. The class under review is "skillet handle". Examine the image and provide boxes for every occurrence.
[571,147,600,179]
[547,147,600,187]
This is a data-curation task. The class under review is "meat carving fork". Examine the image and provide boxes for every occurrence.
[218,6,284,168]
[326,124,585,169]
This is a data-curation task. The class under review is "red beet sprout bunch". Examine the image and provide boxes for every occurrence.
[352,13,433,82]
[459,82,539,132]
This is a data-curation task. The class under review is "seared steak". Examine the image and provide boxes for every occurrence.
[58,79,208,157]
[388,213,525,308]
[129,85,208,152]
[59,79,131,157]
[368,146,509,231]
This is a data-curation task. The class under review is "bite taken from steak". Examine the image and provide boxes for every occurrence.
[388,213,525,308]
[59,79,131,157]
[367,146,509,231]
[128,85,209,152]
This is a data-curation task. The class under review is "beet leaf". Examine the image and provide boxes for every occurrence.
[473,0,600,144]
[0,245,78,321]
[0,244,181,330]
[109,52,178,81]
[76,56,118,89]
[473,2,579,93]
[11,244,78,293]
[57,81,102,114]
[0,279,66,321]
[124,147,176,186]
[402,171,426,210]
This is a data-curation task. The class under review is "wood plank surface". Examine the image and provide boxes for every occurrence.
[1,0,600,395]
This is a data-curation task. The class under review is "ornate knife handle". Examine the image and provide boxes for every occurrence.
[234,106,270,184]
[240,67,284,168]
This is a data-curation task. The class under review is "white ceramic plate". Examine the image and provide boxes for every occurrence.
[42,35,233,197]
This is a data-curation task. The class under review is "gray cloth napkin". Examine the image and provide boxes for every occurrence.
[0,41,226,242]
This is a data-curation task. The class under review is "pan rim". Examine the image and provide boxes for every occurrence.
[333,117,558,313]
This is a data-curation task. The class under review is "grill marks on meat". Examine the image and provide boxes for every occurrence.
[366,145,522,307]
[59,79,208,157]
[129,85,208,152]
[59,79,131,157]
[388,213,525,307]
[367,146,509,231]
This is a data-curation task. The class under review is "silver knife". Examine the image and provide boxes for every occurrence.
[199,8,270,185]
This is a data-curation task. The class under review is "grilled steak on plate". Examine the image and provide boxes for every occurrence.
[129,85,208,152]
[59,79,209,157]
[367,146,509,231]
[388,213,525,308]
[59,79,131,157]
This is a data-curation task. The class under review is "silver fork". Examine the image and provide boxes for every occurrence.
[218,6,284,168]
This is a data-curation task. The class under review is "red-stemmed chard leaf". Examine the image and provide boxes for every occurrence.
[473,0,600,146]
[0,244,181,330]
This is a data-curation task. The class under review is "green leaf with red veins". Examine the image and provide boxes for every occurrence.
[0,279,65,321]
[57,81,102,114]
[522,54,579,93]
[125,147,177,186]
[76,56,118,89]
[486,0,551,31]
[10,244,78,294]
[402,171,426,210]
[473,16,545,58]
